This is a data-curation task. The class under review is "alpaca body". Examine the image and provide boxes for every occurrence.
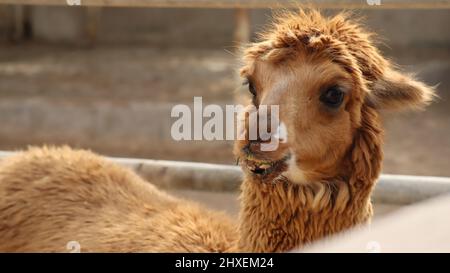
[0,147,237,252]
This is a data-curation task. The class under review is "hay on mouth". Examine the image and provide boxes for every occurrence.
[244,155,290,175]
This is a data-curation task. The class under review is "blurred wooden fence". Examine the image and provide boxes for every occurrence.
[2,0,450,44]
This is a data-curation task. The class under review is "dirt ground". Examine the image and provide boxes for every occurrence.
[0,43,449,177]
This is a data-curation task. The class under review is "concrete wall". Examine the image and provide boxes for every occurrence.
[31,6,86,43]
[0,7,13,41]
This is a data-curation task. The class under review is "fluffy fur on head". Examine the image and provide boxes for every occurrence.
[241,9,434,111]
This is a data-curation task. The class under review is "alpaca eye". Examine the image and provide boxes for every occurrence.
[248,82,257,97]
[320,86,344,108]
[243,79,258,106]
[242,79,256,96]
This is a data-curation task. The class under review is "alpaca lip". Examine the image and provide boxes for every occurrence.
[244,155,290,176]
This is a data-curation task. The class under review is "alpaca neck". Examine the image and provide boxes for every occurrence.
[237,106,383,252]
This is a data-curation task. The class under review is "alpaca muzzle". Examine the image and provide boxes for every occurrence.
[242,152,291,177]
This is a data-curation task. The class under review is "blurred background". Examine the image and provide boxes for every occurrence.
[1,3,449,251]
[0,4,448,178]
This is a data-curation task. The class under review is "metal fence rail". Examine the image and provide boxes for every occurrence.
[1,150,450,205]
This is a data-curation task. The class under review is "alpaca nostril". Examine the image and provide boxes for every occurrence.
[249,140,264,153]
[243,140,260,154]
[249,140,260,147]
[242,144,251,155]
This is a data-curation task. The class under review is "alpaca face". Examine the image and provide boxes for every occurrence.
[234,10,435,184]
[235,51,359,183]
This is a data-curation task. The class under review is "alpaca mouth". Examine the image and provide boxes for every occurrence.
[243,154,290,176]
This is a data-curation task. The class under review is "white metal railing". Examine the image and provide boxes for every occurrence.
[1,150,450,205]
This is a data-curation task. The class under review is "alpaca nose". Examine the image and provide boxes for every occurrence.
[242,140,261,154]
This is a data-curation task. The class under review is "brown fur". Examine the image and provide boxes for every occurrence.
[0,9,434,252]
[0,147,237,252]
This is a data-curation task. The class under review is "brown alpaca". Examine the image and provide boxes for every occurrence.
[234,9,434,252]
[0,9,434,253]
[0,147,237,252]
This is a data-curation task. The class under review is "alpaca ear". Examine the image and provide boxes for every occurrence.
[365,69,436,111]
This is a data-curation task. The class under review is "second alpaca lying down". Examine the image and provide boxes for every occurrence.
[0,9,434,252]
[0,147,237,252]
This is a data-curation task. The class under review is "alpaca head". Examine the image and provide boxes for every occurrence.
[234,9,435,184]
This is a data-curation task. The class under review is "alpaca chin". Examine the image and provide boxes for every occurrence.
[282,154,308,184]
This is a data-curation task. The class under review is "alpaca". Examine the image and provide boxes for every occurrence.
[0,9,434,253]
[234,9,434,252]
[0,147,237,252]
